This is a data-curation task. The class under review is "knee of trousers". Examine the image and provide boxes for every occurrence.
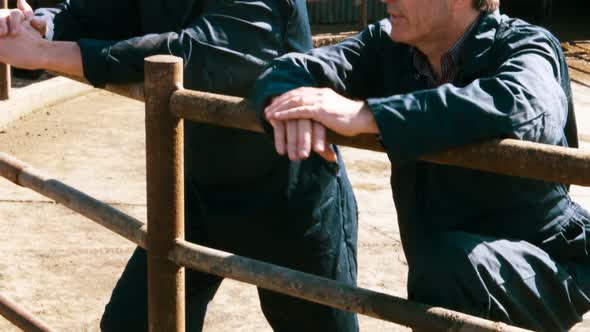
[407,232,491,315]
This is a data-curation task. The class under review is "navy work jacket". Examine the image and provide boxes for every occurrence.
[36,1,353,228]
[252,11,589,265]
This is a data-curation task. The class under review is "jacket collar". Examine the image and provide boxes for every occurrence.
[461,10,504,81]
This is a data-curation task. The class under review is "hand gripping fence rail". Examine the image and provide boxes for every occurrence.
[2,54,590,331]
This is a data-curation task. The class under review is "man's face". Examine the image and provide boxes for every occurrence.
[384,0,454,46]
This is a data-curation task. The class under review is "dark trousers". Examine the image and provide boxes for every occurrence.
[99,180,359,332]
[408,207,590,331]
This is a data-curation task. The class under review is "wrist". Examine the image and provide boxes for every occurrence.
[35,38,52,70]
[358,102,380,135]
[33,40,83,77]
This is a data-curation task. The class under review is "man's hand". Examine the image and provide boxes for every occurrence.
[0,0,47,37]
[265,87,379,161]
[0,21,46,70]
[265,87,379,137]
[265,88,379,161]
[269,118,337,162]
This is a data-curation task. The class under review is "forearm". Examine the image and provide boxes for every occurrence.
[359,102,380,135]
[38,39,83,77]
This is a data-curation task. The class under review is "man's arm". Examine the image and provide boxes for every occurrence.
[1,0,300,93]
[365,28,568,163]
[40,39,83,77]
[0,0,139,77]
[0,21,82,76]
[47,0,297,92]
[249,22,387,160]
[259,26,569,165]
[36,0,140,42]
[251,22,386,113]
[251,22,385,121]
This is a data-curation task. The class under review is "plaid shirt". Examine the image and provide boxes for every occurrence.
[412,15,482,87]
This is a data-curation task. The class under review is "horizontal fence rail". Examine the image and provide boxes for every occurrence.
[54,72,145,102]
[0,153,530,331]
[58,73,589,188]
[0,153,147,248]
[171,240,529,332]
[0,293,55,332]
[170,89,590,186]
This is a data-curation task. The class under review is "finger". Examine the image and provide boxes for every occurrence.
[31,17,47,36]
[266,94,305,117]
[271,120,286,156]
[265,87,315,115]
[9,9,24,35]
[312,123,338,162]
[312,121,327,154]
[265,92,296,114]
[17,0,33,20]
[0,10,9,37]
[286,120,298,160]
[266,88,305,108]
[325,145,338,163]
[269,105,320,122]
[297,119,312,159]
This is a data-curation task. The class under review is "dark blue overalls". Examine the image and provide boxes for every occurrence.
[39,1,359,330]
[252,11,590,331]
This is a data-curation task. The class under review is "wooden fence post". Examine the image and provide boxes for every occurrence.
[144,55,185,332]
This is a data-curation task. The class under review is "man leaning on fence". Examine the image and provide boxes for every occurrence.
[253,0,590,330]
[0,0,361,331]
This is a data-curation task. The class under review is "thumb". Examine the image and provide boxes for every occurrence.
[31,17,47,36]
[317,145,338,163]
[17,0,33,20]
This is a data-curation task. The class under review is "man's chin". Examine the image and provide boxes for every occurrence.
[388,20,410,43]
[389,32,407,44]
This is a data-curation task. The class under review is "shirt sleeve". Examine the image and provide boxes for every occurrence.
[35,0,141,42]
[250,22,385,132]
[367,27,569,163]
[38,0,299,94]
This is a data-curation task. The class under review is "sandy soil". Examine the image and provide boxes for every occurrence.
[0,81,588,332]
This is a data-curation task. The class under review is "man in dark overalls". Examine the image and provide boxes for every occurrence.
[254,0,590,330]
[0,1,359,331]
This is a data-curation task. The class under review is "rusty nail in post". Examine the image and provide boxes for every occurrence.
[144,55,185,332]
